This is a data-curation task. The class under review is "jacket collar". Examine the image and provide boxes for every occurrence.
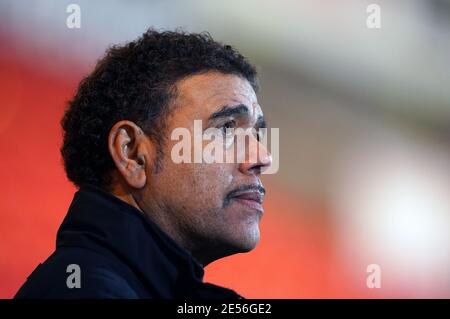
[56,184,241,298]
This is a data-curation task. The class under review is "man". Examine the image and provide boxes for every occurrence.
[15,29,272,299]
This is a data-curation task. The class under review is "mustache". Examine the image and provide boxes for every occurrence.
[223,184,266,207]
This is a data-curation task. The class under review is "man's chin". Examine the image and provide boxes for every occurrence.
[201,228,260,266]
[229,226,261,253]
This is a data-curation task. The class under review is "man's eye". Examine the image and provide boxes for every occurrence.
[220,120,236,134]
[255,128,266,142]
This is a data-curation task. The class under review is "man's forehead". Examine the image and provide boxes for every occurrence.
[175,72,260,117]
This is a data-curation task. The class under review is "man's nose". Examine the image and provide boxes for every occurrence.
[238,134,272,176]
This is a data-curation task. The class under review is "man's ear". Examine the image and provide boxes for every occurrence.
[108,120,153,189]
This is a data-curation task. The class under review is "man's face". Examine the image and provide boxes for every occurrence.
[142,72,272,265]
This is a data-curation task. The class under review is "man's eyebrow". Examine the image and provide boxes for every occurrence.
[208,104,249,123]
[208,104,267,128]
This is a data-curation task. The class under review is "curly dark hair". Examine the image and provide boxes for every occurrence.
[61,28,259,190]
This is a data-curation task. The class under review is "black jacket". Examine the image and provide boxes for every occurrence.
[15,185,242,299]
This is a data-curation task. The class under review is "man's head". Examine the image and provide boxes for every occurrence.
[61,29,272,266]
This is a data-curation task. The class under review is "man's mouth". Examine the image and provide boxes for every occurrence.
[225,184,266,212]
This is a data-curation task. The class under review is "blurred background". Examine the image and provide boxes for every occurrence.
[0,0,449,298]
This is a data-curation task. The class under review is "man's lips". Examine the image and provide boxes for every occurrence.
[224,183,266,212]
[231,191,263,204]
[229,189,265,212]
